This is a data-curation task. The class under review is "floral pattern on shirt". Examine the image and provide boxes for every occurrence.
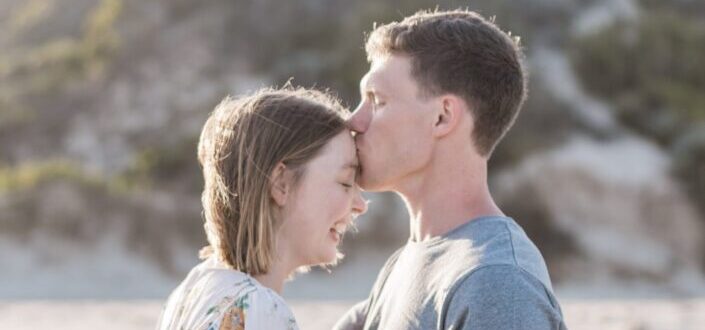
[156,258,300,330]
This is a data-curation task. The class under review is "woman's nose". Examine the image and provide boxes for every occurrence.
[351,187,368,217]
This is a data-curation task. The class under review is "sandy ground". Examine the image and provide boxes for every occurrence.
[0,299,704,329]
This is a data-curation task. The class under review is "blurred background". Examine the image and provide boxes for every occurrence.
[1,0,704,328]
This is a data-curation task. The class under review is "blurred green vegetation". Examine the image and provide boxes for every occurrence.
[5,0,55,36]
[0,160,101,193]
[571,7,705,218]
[232,0,540,108]
[120,137,202,194]
[0,139,200,197]
[0,158,148,196]
[2,0,704,277]
[571,11,705,143]
[226,1,409,106]
[0,0,122,127]
[0,0,202,274]
[0,158,204,274]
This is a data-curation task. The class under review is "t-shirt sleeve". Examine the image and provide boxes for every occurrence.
[332,300,368,330]
[442,264,565,330]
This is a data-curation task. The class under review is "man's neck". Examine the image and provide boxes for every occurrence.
[396,154,503,242]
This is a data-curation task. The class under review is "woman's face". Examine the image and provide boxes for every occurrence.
[277,130,368,268]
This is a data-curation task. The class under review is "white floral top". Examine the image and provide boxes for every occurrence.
[156,256,299,330]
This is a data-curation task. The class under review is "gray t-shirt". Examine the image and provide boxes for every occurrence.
[334,216,566,330]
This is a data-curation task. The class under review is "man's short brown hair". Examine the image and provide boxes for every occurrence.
[365,9,527,156]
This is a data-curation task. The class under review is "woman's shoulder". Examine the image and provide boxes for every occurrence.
[201,275,298,330]
[211,281,298,330]
[159,258,298,330]
[196,260,298,329]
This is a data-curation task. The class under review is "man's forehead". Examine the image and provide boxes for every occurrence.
[362,56,410,89]
[360,66,388,90]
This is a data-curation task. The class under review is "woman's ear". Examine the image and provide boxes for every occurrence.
[270,162,292,207]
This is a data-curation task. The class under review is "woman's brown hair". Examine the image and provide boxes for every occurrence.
[197,86,348,275]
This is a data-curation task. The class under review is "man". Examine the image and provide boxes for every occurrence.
[334,9,567,330]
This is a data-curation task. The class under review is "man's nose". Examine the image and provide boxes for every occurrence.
[347,104,371,134]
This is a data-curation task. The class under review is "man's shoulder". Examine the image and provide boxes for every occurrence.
[443,216,524,267]
[440,264,566,329]
[370,216,553,295]
[452,263,546,295]
[432,217,557,306]
[373,217,549,292]
[452,216,554,289]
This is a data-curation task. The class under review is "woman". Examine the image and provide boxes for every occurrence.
[157,86,367,330]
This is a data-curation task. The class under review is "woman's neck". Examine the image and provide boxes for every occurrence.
[253,251,296,294]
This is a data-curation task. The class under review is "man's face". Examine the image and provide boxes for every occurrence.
[348,55,437,191]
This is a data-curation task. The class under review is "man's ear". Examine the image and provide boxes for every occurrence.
[270,162,292,207]
[432,95,467,138]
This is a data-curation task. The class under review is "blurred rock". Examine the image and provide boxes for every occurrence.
[495,135,705,292]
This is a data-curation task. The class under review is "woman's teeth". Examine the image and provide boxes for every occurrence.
[333,223,347,236]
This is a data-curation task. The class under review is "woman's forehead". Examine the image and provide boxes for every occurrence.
[310,131,357,169]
